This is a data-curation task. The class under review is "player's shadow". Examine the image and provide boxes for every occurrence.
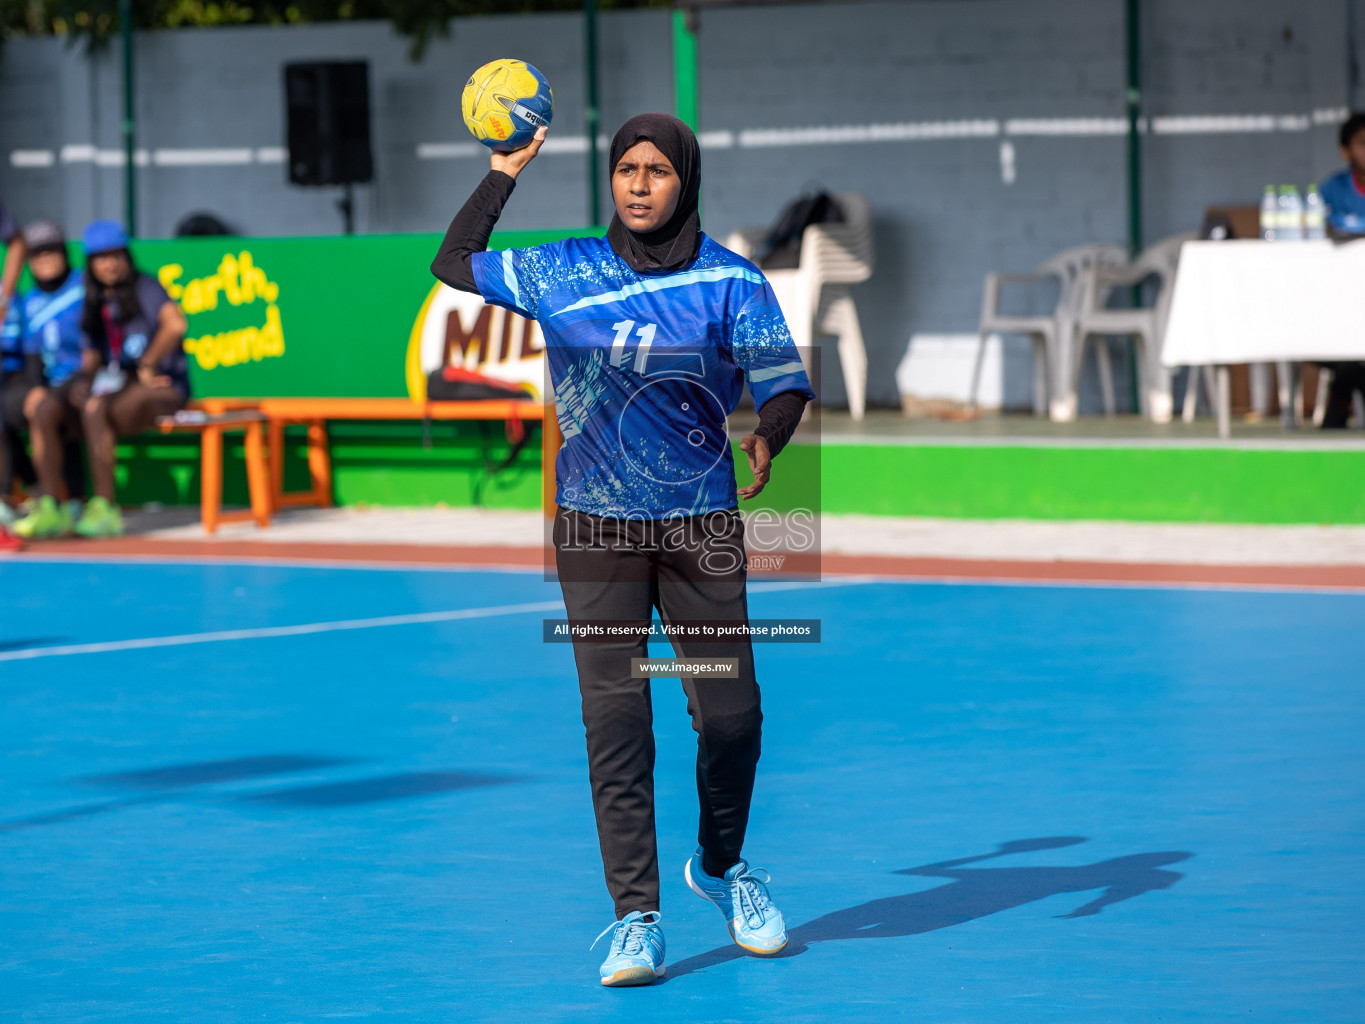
[238,770,520,807]
[1,756,522,832]
[0,637,67,651]
[82,754,356,790]
[664,837,1192,980]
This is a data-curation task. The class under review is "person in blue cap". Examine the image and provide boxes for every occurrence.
[74,219,189,537]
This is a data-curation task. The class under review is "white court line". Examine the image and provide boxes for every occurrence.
[0,573,866,663]
[2,564,1345,666]
[747,578,869,594]
[0,600,565,663]
[817,571,1365,596]
[11,553,1355,595]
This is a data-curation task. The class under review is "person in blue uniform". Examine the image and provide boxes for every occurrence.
[432,114,814,987]
[1316,113,1365,427]
[0,295,35,519]
[0,199,29,547]
[1319,112,1365,236]
[6,221,92,538]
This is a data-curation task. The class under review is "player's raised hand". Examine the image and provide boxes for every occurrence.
[738,434,771,500]
[491,126,547,180]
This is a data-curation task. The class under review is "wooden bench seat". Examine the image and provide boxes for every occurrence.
[155,408,271,534]
[170,397,559,533]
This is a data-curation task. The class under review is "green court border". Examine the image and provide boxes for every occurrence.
[816,442,1365,524]
[113,432,1365,525]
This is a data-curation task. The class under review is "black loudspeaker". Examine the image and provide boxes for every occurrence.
[284,61,373,186]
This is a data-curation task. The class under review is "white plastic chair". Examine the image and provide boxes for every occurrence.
[725,192,874,419]
[968,243,1127,419]
[1180,365,1219,423]
[1068,232,1197,423]
[1312,367,1331,427]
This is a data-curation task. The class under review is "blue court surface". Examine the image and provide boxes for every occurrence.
[1,557,1362,1022]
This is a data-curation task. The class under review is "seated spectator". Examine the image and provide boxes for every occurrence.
[1,295,35,514]
[9,221,95,538]
[1320,112,1365,236]
[0,196,27,550]
[73,220,190,538]
[1316,113,1365,428]
[1318,363,1365,429]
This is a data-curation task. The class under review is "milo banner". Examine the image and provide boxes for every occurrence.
[406,279,547,402]
[125,229,581,400]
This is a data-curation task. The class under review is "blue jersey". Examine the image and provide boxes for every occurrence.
[473,234,814,519]
[21,273,86,385]
[1,300,23,375]
[1319,169,1365,234]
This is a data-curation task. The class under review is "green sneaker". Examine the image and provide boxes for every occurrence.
[74,496,124,539]
[13,495,73,539]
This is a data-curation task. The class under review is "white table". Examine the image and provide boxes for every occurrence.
[1162,239,1365,436]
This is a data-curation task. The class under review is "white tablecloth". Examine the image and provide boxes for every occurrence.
[1161,239,1365,366]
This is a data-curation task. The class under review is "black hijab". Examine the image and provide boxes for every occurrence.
[605,113,702,275]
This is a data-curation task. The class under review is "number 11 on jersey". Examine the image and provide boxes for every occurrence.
[609,320,657,375]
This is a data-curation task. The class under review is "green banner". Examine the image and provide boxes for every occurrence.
[121,228,586,399]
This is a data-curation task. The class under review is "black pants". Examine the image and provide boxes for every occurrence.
[555,507,763,917]
[1319,362,1365,429]
[0,375,36,496]
[0,376,87,501]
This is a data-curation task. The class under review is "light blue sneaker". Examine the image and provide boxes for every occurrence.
[592,910,665,987]
[684,848,788,955]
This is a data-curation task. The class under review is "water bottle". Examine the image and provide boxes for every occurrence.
[1277,185,1304,241]
[1260,185,1277,241]
[1304,184,1327,240]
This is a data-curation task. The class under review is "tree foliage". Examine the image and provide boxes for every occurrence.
[0,0,667,59]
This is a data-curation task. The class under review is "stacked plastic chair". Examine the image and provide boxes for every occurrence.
[1066,232,1198,423]
[725,192,874,420]
[969,243,1128,420]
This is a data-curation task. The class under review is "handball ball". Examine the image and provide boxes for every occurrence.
[462,59,554,153]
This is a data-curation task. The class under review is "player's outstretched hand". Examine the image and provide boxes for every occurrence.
[491,126,547,180]
[738,434,771,500]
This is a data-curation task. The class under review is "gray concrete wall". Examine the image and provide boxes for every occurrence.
[0,12,672,237]
[2,0,1362,409]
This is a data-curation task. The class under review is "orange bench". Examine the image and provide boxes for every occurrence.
[180,397,559,531]
[254,397,557,517]
[155,408,272,534]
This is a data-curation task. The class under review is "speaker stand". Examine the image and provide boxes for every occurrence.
[336,181,355,235]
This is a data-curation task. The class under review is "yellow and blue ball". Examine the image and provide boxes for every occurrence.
[462,59,554,153]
